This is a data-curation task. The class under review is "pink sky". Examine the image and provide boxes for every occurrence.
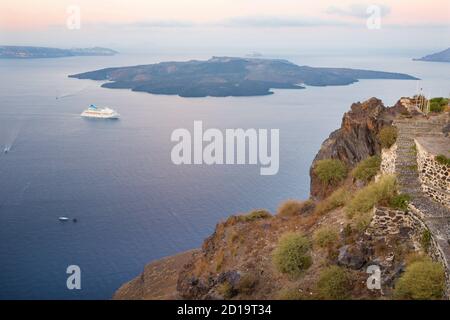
[1,0,449,30]
[0,0,448,53]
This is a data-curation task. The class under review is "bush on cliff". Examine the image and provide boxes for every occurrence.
[277,199,315,217]
[389,193,411,211]
[351,155,381,183]
[316,265,353,300]
[420,229,432,253]
[435,154,450,166]
[313,226,339,249]
[345,175,397,217]
[429,97,448,113]
[314,159,347,186]
[394,257,445,300]
[272,232,312,278]
[378,126,398,149]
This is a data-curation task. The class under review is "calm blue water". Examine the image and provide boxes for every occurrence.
[0,53,449,299]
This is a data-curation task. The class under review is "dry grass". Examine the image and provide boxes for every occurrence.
[378,126,398,149]
[345,175,397,218]
[277,199,315,217]
[351,155,381,183]
[314,187,351,216]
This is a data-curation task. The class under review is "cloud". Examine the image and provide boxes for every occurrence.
[85,16,360,30]
[68,19,197,30]
[217,16,355,28]
[326,4,391,19]
[126,20,196,28]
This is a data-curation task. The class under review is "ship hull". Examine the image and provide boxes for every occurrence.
[81,113,120,119]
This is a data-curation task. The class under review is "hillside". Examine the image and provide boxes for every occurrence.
[414,48,450,63]
[69,57,418,97]
[114,98,450,300]
[0,46,118,59]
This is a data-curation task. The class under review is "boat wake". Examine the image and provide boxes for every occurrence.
[56,85,90,100]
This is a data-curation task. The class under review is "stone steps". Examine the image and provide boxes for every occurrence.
[392,116,450,279]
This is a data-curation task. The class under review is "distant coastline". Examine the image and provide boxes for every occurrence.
[414,47,450,63]
[0,46,118,59]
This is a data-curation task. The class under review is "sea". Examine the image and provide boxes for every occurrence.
[0,52,449,299]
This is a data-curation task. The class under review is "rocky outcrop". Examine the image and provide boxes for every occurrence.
[113,250,197,300]
[310,98,403,199]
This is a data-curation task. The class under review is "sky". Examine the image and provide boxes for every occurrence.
[0,0,449,55]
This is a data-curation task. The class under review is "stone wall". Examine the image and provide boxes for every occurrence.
[367,205,450,296]
[415,139,450,208]
[407,205,449,269]
[380,143,397,175]
[366,207,416,237]
[408,204,450,295]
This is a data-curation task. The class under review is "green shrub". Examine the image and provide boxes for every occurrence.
[394,258,445,300]
[420,229,432,253]
[409,144,417,156]
[389,194,411,211]
[314,159,347,186]
[272,232,312,278]
[351,155,381,183]
[313,226,339,248]
[316,266,353,300]
[378,126,398,149]
[277,199,314,217]
[435,154,450,166]
[314,187,351,215]
[238,209,271,222]
[429,97,448,113]
[345,175,397,218]
[405,253,427,265]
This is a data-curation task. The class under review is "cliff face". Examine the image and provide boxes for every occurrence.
[310,97,403,199]
[113,250,197,300]
[174,206,378,300]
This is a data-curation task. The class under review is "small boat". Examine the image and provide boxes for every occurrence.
[3,146,10,154]
[59,217,69,221]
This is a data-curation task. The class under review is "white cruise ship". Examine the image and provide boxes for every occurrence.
[81,105,120,119]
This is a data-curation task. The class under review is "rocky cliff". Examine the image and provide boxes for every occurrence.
[310,97,404,199]
[113,98,448,300]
